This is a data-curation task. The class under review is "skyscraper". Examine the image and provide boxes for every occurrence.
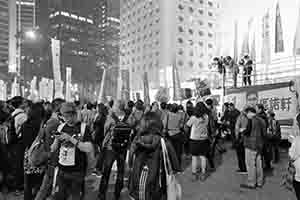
[120,0,219,96]
[0,0,9,74]
[48,0,98,89]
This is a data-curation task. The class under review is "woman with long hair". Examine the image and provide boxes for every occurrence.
[186,102,210,181]
[21,103,46,200]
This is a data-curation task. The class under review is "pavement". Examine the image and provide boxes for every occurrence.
[3,144,297,200]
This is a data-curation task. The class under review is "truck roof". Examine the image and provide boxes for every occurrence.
[226,81,294,95]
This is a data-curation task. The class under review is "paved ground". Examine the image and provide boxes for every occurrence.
[3,145,297,200]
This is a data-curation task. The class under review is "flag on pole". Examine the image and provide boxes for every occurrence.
[251,34,256,62]
[66,67,72,101]
[172,60,182,101]
[275,2,284,53]
[233,20,239,63]
[261,11,271,65]
[51,38,63,98]
[294,2,300,55]
[240,18,252,57]
[143,71,150,105]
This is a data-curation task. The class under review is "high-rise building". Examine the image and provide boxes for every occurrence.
[0,0,9,74]
[48,0,98,87]
[120,0,219,96]
[94,0,120,99]
[16,0,35,31]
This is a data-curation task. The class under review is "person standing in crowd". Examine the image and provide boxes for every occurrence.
[9,96,28,192]
[256,104,272,171]
[125,101,135,117]
[160,102,168,121]
[289,133,300,200]
[51,102,93,200]
[240,107,265,189]
[228,103,240,145]
[21,103,46,200]
[127,100,144,139]
[163,103,185,168]
[35,98,65,200]
[151,101,162,119]
[93,103,108,172]
[267,110,281,163]
[234,107,248,174]
[184,101,194,155]
[80,103,94,128]
[98,100,131,200]
[205,99,217,171]
[185,102,210,181]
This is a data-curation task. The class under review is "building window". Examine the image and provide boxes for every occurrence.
[199,62,204,68]
[199,31,204,36]
[178,60,184,66]
[199,10,203,15]
[178,16,184,22]
[178,38,184,44]
[208,1,213,7]
[189,61,194,68]
[178,49,184,55]
[199,41,204,46]
[189,7,194,13]
[208,33,213,38]
[189,51,194,57]
[178,4,184,10]
[189,29,194,35]
[208,12,213,17]
[208,43,213,48]
[132,67,135,72]
[198,20,203,26]
[199,0,204,4]
[178,26,184,33]
[208,22,213,28]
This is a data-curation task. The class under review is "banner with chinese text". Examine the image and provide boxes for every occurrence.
[66,67,72,101]
[51,39,63,98]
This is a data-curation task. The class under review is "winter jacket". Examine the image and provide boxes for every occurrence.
[244,115,266,153]
[235,113,248,139]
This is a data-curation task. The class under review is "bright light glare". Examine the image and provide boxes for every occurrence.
[25,30,36,40]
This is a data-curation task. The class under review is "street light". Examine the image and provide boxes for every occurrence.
[25,30,37,40]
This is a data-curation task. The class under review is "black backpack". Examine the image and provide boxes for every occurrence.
[111,114,132,152]
[5,112,24,145]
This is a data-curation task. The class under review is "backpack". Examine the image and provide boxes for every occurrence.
[27,123,49,167]
[4,112,24,145]
[111,114,132,152]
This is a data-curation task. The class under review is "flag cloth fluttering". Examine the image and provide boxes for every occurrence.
[172,60,182,101]
[251,34,256,62]
[275,2,284,53]
[233,20,239,63]
[143,71,150,105]
[261,11,271,65]
[240,18,252,57]
[294,1,300,55]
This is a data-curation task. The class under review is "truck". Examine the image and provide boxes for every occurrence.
[224,81,300,141]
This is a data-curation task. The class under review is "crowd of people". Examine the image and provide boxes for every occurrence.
[1,95,300,200]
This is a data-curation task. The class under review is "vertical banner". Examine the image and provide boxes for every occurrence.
[173,63,182,101]
[8,0,17,73]
[143,71,150,105]
[0,80,7,101]
[66,67,72,101]
[233,20,239,63]
[48,79,54,102]
[51,38,63,98]
[121,69,130,101]
[275,2,284,53]
[262,11,271,65]
[98,68,107,103]
[29,76,37,101]
[294,2,300,55]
